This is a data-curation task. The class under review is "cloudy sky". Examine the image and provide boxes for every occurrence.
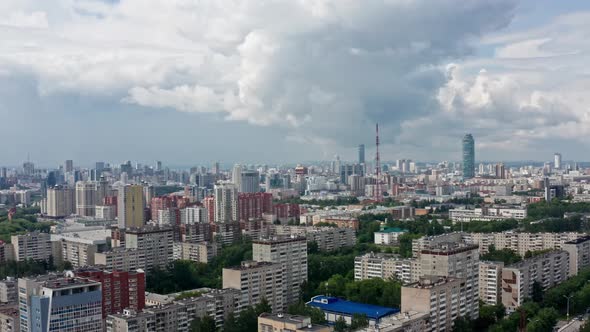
[1,0,589,167]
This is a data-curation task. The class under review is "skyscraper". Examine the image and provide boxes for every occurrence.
[358,144,365,164]
[231,164,243,189]
[554,153,562,170]
[239,170,260,193]
[214,183,239,223]
[462,134,475,179]
[64,159,74,173]
[118,185,145,229]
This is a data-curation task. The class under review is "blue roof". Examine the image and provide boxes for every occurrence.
[306,296,399,320]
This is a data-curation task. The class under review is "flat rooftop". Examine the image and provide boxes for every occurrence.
[307,295,399,320]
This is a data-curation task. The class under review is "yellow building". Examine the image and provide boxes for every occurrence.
[118,185,145,228]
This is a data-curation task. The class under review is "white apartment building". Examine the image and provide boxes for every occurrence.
[449,206,527,222]
[11,232,52,262]
[214,183,239,223]
[354,253,419,284]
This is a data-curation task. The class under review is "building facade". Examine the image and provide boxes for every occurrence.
[118,185,145,229]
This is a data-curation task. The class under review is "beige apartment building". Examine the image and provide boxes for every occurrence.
[95,248,145,271]
[258,313,332,332]
[562,235,590,276]
[269,225,357,252]
[354,253,420,284]
[223,261,284,313]
[125,226,173,270]
[173,241,218,263]
[467,232,582,256]
[501,250,569,313]
[479,261,504,305]
[11,232,52,262]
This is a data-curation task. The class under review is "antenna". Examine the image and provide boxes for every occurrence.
[374,123,383,202]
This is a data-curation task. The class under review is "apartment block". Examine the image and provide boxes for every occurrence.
[75,267,146,318]
[269,225,356,252]
[253,237,307,306]
[401,276,466,332]
[562,235,590,276]
[501,250,569,313]
[106,309,155,332]
[173,241,219,263]
[258,313,332,332]
[0,278,17,303]
[18,275,103,332]
[449,206,527,222]
[478,261,504,305]
[354,253,419,284]
[223,261,284,313]
[0,304,19,332]
[125,226,173,270]
[51,233,109,268]
[95,248,145,271]
[11,232,52,262]
[466,232,582,256]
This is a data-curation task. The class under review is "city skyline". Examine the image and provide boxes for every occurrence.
[1,0,590,164]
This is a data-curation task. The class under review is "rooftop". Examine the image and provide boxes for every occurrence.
[376,227,408,234]
[564,235,590,245]
[307,295,399,320]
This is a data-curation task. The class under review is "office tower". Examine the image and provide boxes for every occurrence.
[95,161,105,176]
[554,152,562,170]
[417,236,479,319]
[118,185,145,229]
[0,167,6,179]
[11,232,52,262]
[64,159,74,173]
[253,237,307,306]
[75,267,146,318]
[238,192,273,221]
[502,251,569,313]
[46,185,75,218]
[22,162,34,176]
[402,276,466,332]
[479,261,504,305]
[76,181,97,217]
[212,162,220,175]
[214,183,238,223]
[18,275,103,332]
[239,170,260,193]
[125,226,173,270]
[462,134,475,179]
[348,174,365,196]
[494,163,506,179]
[358,144,365,164]
[223,261,284,312]
[181,207,209,224]
[562,236,590,277]
[96,176,110,205]
[231,164,243,188]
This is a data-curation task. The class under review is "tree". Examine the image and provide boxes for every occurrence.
[255,298,272,315]
[452,317,473,332]
[350,314,369,330]
[531,281,544,303]
[222,313,240,332]
[334,317,348,332]
[190,316,216,332]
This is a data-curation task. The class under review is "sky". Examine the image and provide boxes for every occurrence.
[0,0,589,167]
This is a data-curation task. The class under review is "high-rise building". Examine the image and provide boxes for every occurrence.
[479,261,504,305]
[64,160,74,173]
[75,267,146,318]
[238,192,273,221]
[354,253,419,284]
[239,170,260,193]
[358,144,365,164]
[494,163,506,179]
[45,185,75,218]
[561,236,590,277]
[554,152,562,170]
[96,176,110,205]
[214,183,238,223]
[11,232,52,262]
[231,164,243,188]
[462,134,475,179]
[125,226,173,270]
[253,237,307,307]
[22,162,35,177]
[18,275,103,332]
[223,261,284,313]
[181,207,209,224]
[76,181,97,217]
[118,185,145,229]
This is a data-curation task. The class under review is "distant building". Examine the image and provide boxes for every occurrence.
[462,134,475,179]
[45,185,75,218]
[76,181,97,217]
[118,185,145,229]
[306,295,399,326]
[554,153,562,170]
[214,183,239,223]
[269,225,356,252]
[449,206,527,222]
[258,313,332,332]
[358,144,365,164]
[240,170,260,193]
[238,192,273,221]
[374,227,408,245]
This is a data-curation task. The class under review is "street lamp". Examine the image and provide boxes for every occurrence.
[563,294,574,320]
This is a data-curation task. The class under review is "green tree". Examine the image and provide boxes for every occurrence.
[255,298,272,315]
[350,314,369,330]
[190,316,216,332]
[531,281,544,303]
[452,317,473,332]
[334,317,348,332]
[222,313,240,332]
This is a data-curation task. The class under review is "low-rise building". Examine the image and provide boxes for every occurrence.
[306,295,399,327]
[501,250,569,313]
[258,313,332,332]
[374,227,408,245]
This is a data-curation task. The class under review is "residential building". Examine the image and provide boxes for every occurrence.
[11,232,52,262]
[18,275,103,332]
[238,192,273,221]
[374,227,408,245]
[258,313,332,332]
[125,226,173,270]
[467,231,582,256]
[181,207,209,224]
[253,237,307,306]
[173,241,218,263]
[45,186,75,218]
[562,236,590,276]
[0,304,19,332]
[94,248,145,272]
[479,261,504,305]
[118,185,145,229]
[96,205,117,220]
[354,253,419,284]
[501,250,569,313]
[314,217,359,230]
[223,261,284,313]
[106,309,155,332]
[269,225,356,252]
[355,311,428,332]
[240,170,260,193]
[76,181,97,217]
[0,278,17,303]
[449,206,527,222]
[306,295,399,326]
[75,267,146,318]
[51,231,109,268]
[401,276,465,332]
[214,183,238,223]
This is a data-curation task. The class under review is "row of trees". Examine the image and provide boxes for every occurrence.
[0,258,72,279]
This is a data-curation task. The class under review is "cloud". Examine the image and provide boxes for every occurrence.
[0,11,48,29]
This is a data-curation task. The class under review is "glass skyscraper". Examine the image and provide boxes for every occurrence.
[462,134,475,179]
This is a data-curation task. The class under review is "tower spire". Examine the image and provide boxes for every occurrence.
[374,123,383,202]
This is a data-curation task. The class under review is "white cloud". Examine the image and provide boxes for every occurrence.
[0,11,48,29]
